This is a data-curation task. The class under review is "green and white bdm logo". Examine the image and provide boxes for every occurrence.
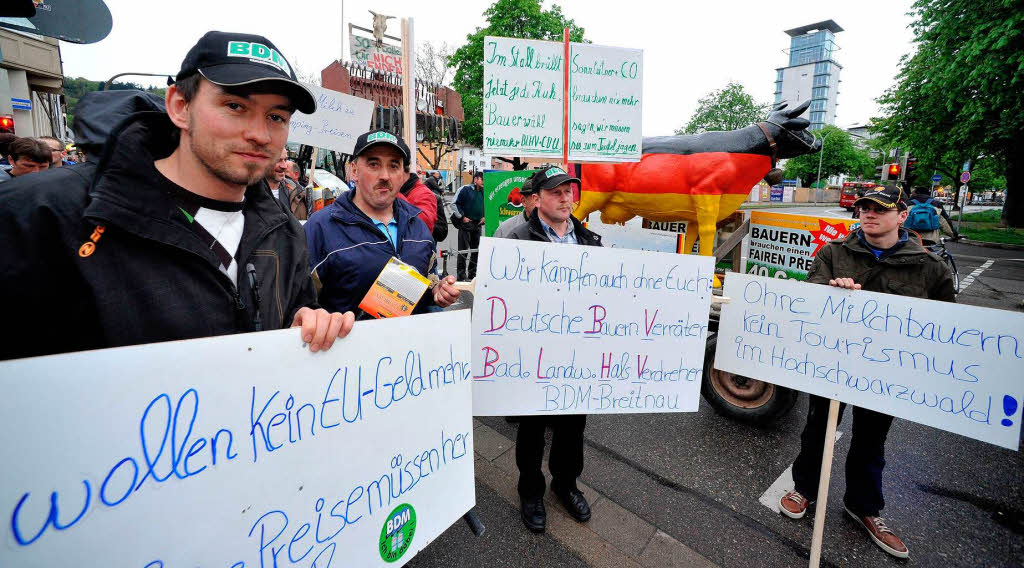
[367,131,399,144]
[226,41,291,75]
[378,503,418,563]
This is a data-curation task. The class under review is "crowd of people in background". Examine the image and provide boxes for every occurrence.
[0,133,84,183]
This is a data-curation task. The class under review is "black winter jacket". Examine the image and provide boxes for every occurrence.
[0,111,317,360]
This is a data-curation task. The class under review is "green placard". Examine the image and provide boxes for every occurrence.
[484,170,532,237]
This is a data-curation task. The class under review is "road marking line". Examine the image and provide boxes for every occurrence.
[759,465,794,513]
[760,432,842,513]
[959,259,994,292]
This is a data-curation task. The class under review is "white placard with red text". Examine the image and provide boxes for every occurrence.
[471,237,713,415]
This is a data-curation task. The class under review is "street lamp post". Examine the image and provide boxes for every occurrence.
[814,130,832,202]
[813,129,843,204]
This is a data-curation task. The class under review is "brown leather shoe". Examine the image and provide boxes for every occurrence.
[845,506,909,559]
[779,490,813,519]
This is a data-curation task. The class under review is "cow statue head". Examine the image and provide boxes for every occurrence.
[759,100,821,185]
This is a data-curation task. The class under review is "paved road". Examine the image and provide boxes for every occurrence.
[417,204,1023,568]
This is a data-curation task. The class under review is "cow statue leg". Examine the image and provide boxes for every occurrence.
[573,190,614,222]
[681,225,699,255]
[692,194,721,256]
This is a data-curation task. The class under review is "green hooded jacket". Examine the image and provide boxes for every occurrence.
[807,229,956,303]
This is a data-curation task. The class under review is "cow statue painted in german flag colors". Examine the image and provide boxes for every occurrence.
[575,100,821,255]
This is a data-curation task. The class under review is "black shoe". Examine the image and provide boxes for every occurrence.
[520,497,546,533]
[555,488,591,522]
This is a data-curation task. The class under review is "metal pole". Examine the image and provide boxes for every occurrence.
[815,131,827,199]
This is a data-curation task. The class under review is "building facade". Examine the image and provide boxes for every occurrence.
[458,146,489,174]
[774,20,843,131]
[0,28,66,139]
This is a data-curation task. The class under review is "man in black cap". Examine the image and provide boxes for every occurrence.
[492,176,537,238]
[778,184,955,559]
[305,129,460,318]
[0,31,354,360]
[506,165,602,534]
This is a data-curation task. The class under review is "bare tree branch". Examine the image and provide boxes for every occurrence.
[291,59,321,86]
[416,41,454,86]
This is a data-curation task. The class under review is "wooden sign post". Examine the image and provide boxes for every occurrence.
[562,27,571,177]
[401,17,416,171]
[808,399,841,568]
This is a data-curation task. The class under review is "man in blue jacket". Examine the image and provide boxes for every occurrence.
[305,130,460,317]
[453,171,485,280]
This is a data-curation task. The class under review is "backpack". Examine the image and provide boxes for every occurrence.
[905,197,940,231]
[431,190,449,242]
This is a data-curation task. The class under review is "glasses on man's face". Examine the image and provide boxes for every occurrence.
[857,204,896,215]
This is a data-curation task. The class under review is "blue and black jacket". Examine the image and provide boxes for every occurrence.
[305,188,436,317]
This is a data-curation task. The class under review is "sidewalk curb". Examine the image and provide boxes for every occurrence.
[472,419,718,568]
[739,203,842,210]
[957,238,1024,251]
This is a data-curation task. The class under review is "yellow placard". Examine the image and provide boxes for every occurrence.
[358,257,431,318]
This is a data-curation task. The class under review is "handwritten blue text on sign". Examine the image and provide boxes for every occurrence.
[288,84,374,155]
[0,312,475,566]
[715,273,1023,450]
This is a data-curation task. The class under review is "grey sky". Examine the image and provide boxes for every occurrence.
[61,0,916,136]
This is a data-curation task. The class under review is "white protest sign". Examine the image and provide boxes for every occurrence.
[350,35,403,74]
[482,36,643,162]
[0,311,475,566]
[567,42,643,162]
[483,36,565,159]
[288,84,375,154]
[586,217,681,253]
[471,237,714,415]
[715,273,1024,450]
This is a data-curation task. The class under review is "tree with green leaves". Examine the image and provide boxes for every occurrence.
[874,0,1023,225]
[448,0,586,169]
[782,126,873,187]
[675,82,770,135]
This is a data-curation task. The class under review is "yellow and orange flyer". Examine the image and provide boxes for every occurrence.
[358,257,431,318]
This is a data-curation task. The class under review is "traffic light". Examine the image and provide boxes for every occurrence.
[906,156,918,178]
[875,165,884,181]
[887,163,901,180]
[0,115,14,134]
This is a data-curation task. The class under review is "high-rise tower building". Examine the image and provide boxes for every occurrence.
[773,20,843,130]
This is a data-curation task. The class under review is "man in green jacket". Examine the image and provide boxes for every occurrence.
[778,185,955,560]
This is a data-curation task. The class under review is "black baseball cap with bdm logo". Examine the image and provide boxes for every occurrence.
[854,184,909,211]
[352,129,411,166]
[175,31,316,114]
[529,165,581,192]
